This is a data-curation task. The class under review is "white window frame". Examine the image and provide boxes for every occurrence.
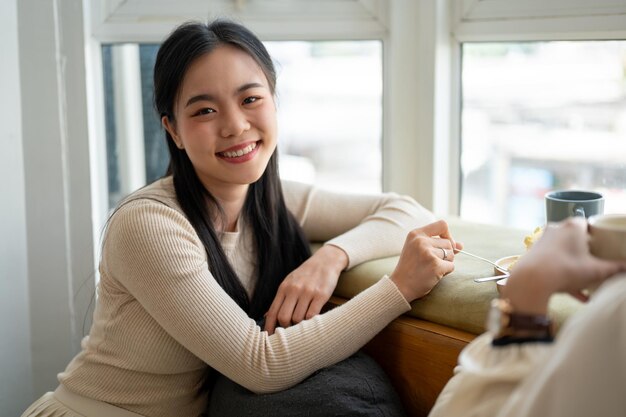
[453,0,626,41]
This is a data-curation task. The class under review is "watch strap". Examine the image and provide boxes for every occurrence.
[490,298,554,346]
[493,333,554,346]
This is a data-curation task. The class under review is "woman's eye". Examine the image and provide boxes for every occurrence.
[243,96,260,105]
[194,108,215,116]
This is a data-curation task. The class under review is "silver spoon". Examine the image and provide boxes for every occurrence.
[473,274,509,283]
[456,249,509,274]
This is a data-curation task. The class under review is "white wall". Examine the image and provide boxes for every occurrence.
[0,1,96,413]
[17,0,96,398]
[0,0,34,414]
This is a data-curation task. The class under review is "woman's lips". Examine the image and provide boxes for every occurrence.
[217,140,260,163]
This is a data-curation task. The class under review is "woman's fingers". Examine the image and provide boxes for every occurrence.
[291,295,313,325]
[421,219,460,252]
[417,220,462,261]
[431,237,455,261]
[390,221,461,302]
[434,252,456,280]
[419,219,450,236]
[263,295,282,335]
[306,296,327,321]
[275,295,299,328]
[264,276,335,334]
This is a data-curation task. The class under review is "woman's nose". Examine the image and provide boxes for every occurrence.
[220,107,250,138]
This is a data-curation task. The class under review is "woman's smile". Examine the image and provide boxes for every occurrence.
[217,140,261,163]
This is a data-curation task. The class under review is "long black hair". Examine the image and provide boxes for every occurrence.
[154,20,311,319]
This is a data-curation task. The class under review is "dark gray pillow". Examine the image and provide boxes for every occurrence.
[207,351,406,417]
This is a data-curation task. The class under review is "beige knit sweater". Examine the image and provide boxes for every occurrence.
[58,177,435,417]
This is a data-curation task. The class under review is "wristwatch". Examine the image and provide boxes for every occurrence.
[487,298,554,346]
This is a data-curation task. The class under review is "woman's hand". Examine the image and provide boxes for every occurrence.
[502,217,626,315]
[389,220,463,302]
[264,245,348,334]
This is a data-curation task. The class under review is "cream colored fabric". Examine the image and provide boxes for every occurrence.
[34,177,434,417]
[429,274,626,417]
[21,386,145,417]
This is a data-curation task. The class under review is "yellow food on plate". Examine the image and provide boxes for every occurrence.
[507,227,544,272]
[523,226,544,250]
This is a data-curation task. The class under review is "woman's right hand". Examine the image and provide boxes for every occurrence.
[390,220,463,302]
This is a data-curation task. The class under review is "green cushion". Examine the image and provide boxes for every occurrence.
[332,217,583,335]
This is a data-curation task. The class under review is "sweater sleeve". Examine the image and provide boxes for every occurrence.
[102,199,411,394]
[282,180,435,268]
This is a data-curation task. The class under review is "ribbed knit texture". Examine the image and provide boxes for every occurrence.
[55,177,434,417]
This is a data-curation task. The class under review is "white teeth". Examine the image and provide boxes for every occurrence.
[221,142,257,158]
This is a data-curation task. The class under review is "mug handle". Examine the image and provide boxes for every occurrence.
[574,206,586,218]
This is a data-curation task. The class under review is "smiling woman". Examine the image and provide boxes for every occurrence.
[20,19,457,417]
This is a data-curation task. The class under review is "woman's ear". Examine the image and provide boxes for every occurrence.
[162,115,184,149]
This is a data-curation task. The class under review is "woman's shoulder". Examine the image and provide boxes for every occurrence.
[118,176,182,212]
[106,177,193,236]
[103,183,201,258]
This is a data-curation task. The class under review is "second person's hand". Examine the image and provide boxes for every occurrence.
[502,217,626,315]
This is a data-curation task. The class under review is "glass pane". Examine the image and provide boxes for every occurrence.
[265,41,382,194]
[102,44,170,209]
[102,41,382,210]
[461,41,626,229]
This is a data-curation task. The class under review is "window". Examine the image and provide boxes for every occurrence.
[265,41,382,193]
[102,41,382,209]
[460,41,626,229]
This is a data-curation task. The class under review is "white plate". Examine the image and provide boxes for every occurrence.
[494,255,521,292]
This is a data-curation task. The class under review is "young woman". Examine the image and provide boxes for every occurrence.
[22,20,461,417]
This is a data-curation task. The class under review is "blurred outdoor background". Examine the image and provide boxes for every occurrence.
[103,40,626,229]
[461,41,626,229]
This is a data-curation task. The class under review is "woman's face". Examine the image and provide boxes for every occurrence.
[163,45,277,197]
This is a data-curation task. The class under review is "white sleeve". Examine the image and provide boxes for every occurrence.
[282,180,435,268]
[430,276,626,417]
[428,333,551,417]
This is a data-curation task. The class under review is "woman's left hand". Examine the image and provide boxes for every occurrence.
[264,245,348,334]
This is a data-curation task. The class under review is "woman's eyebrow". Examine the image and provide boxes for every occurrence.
[237,82,264,93]
[184,82,266,108]
[185,94,214,108]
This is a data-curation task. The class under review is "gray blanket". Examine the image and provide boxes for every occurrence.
[207,351,407,417]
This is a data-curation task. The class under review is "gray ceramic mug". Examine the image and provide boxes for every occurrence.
[545,190,604,223]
